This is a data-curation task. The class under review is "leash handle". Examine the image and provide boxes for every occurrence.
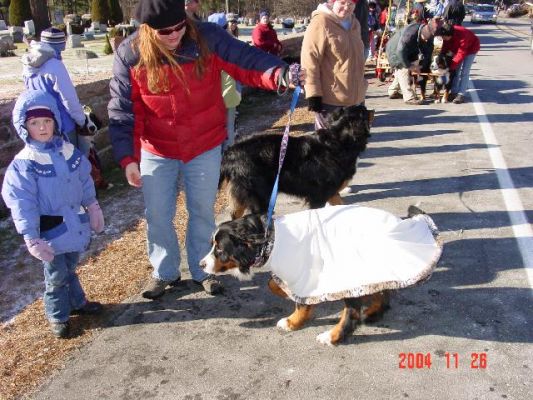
[277,63,302,96]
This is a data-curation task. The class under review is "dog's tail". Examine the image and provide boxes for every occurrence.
[407,203,425,218]
[406,204,439,237]
[219,150,234,190]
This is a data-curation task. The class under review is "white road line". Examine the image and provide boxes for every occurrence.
[469,83,533,288]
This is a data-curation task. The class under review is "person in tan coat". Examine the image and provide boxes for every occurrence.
[301,0,368,129]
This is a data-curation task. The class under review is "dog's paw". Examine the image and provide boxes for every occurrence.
[316,330,335,346]
[276,317,292,331]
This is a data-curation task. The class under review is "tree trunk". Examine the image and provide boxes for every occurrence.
[30,0,51,36]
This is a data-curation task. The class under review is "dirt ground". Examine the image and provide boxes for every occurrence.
[0,89,314,400]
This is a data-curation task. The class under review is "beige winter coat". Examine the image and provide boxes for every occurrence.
[301,4,368,107]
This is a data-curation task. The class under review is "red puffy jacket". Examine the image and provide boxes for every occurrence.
[441,25,480,71]
[108,23,286,167]
[252,23,283,56]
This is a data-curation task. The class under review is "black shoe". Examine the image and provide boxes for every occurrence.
[50,321,70,338]
[71,301,103,315]
[388,92,402,100]
[141,277,181,299]
[194,275,224,295]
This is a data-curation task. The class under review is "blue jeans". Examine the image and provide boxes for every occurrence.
[43,252,86,323]
[452,53,476,96]
[140,147,221,282]
[66,129,93,157]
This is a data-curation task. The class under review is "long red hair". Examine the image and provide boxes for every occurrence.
[133,20,209,94]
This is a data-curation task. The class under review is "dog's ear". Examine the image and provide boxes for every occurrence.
[234,214,266,238]
[232,238,259,274]
[245,233,268,247]
[328,106,346,126]
[217,231,257,274]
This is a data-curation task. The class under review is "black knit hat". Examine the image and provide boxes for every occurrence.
[135,0,187,29]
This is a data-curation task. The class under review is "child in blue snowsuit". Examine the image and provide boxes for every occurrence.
[1,90,104,338]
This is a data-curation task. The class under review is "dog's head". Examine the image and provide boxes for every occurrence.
[431,51,454,73]
[430,54,448,73]
[83,105,103,130]
[200,214,268,280]
[323,105,373,150]
[328,104,374,128]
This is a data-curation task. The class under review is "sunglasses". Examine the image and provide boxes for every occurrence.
[156,20,187,35]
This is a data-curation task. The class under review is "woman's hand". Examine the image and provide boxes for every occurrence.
[125,162,142,188]
[288,64,306,88]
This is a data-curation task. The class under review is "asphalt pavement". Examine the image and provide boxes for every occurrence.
[33,36,532,400]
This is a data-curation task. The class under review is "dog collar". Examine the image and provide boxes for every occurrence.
[249,225,275,269]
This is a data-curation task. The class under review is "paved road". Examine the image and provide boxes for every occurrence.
[33,18,532,400]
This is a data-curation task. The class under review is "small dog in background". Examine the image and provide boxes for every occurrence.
[79,105,101,136]
[219,105,373,219]
[430,53,454,103]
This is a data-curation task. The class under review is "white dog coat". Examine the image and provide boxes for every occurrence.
[267,205,442,304]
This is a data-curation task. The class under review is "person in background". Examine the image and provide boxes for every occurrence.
[302,0,367,129]
[353,0,369,60]
[432,0,445,18]
[108,0,304,300]
[227,16,239,37]
[411,0,429,23]
[443,0,466,25]
[386,18,440,105]
[21,28,94,157]
[1,90,104,339]
[207,9,227,28]
[367,1,380,60]
[252,9,283,56]
[210,14,242,151]
[185,0,201,21]
[223,15,242,151]
[437,22,480,104]
[379,4,388,30]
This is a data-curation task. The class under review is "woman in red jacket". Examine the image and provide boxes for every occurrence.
[438,23,480,104]
[108,0,301,299]
[252,10,283,56]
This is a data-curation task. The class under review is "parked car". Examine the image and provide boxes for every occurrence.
[465,3,476,15]
[470,4,498,24]
[282,18,295,29]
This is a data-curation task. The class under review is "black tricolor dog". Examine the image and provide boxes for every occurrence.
[77,105,102,136]
[430,53,454,103]
[219,105,373,219]
[200,205,442,346]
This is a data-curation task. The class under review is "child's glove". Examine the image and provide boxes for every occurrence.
[87,201,104,233]
[25,238,55,262]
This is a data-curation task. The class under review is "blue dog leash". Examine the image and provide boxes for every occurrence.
[265,80,302,232]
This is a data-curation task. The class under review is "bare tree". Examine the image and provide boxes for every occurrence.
[120,0,136,21]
